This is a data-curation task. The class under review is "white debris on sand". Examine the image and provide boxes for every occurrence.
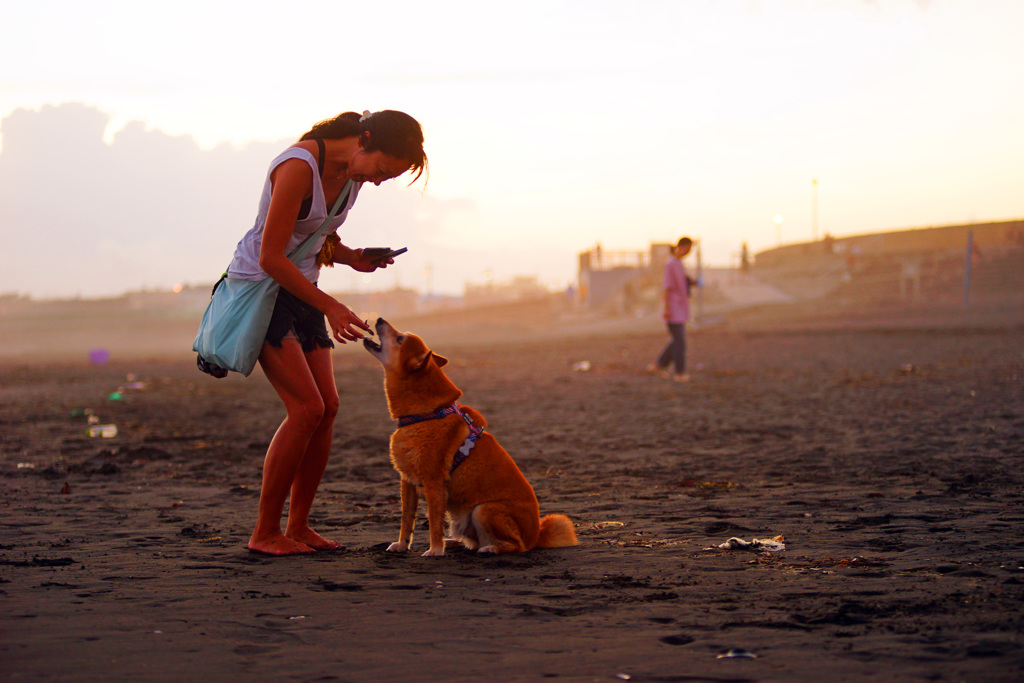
[711,535,786,552]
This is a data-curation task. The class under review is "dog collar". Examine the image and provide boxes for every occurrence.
[397,402,483,473]
[397,403,463,427]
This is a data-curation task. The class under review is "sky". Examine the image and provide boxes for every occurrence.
[1,0,1022,300]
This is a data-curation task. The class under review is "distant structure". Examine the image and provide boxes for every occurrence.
[755,219,1023,268]
[10,219,1019,319]
[577,243,673,312]
[324,287,422,319]
[575,219,1024,316]
[464,275,548,307]
[753,219,1024,306]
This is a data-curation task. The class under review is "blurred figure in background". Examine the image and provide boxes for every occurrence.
[648,237,696,382]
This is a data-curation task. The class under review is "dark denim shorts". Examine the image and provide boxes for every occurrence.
[265,285,334,352]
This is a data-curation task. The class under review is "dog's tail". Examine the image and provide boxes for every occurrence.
[536,514,578,548]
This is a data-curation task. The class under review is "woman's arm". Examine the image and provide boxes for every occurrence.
[259,158,369,343]
[331,242,394,271]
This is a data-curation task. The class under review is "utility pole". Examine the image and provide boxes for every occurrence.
[812,178,819,241]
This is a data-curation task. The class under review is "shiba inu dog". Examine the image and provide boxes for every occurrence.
[363,318,578,556]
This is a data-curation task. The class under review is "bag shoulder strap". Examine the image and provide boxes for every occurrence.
[287,179,353,264]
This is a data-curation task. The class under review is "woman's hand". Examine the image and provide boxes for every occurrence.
[325,301,371,344]
[346,247,394,273]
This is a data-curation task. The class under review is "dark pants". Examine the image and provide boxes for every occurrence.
[656,323,686,374]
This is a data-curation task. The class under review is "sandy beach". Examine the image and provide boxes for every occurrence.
[2,300,1023,681]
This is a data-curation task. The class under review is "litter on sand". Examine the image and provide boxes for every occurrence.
[711,535,786,552]
[717,649,757,659]
[87,425,118,438]
[595,521,624,529]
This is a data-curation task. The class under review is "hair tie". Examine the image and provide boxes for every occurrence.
[359,110,373,123]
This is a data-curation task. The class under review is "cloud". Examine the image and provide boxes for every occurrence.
[0,102,525,300]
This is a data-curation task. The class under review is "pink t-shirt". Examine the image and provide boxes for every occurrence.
[663,258,690,323]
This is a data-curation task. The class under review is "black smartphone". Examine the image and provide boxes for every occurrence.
[368,247,408,264]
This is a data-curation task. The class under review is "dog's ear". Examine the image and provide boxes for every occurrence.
[410,350,435,373]
[433,353,449,368]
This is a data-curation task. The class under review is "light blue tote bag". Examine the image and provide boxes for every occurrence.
[193,181,352,377]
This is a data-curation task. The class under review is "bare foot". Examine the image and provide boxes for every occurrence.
[285,525,344,552]
[248,531,316,556]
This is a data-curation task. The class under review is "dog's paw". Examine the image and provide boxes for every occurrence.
[421,547,445,557]
[477,545,499,554]
[386,541,410,553]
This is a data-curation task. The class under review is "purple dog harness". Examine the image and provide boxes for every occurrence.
[397,402,484,472]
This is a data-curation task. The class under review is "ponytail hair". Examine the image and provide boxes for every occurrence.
[299,110,427,184]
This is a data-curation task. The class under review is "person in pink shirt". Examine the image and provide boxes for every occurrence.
[649,237,696,382]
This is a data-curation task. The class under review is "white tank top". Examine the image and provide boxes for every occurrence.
[227,147,361,282]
